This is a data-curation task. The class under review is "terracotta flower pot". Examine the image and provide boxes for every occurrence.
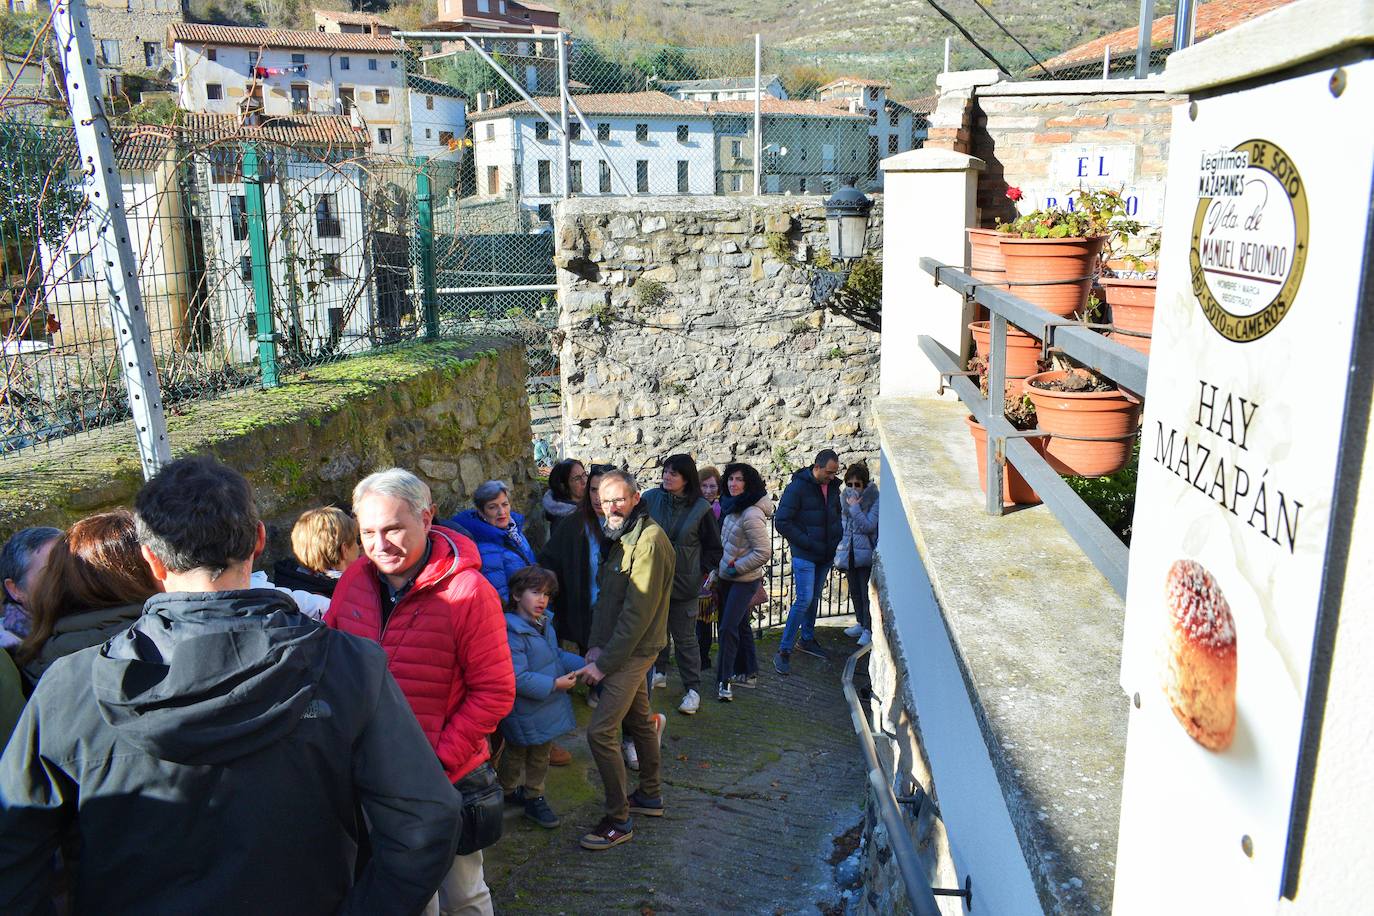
[966,228,1006,323]
[965,415,1045,506]
[1025,370,1143,477]
[968,320,1043,392]
[1100,277,1157,355]
[998,235,1106,317]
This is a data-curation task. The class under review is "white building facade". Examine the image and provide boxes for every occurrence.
[818,77,918,186]
[661,75,787,103]
[169,23,413,157]
[470,92,715,224]
[408,74,468,162]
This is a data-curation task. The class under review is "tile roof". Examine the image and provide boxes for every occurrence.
[898,93,938,114]
[705,98,869,119]
[408,73,467,99]
[659,75,781,92]
[168,22,406,53]
[313,9,396,27]
[513,0,559,12]
[178,112,369,146]
[416,17,567,34]
[1042,0,1294,68]
[818,76,892,91]
[470,91,709,120]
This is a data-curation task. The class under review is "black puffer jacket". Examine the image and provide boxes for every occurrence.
[774,467,843,564]
[0,590,462,916]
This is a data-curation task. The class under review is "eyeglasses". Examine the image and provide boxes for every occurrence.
[570,473,588,483]
[602,497,632,507]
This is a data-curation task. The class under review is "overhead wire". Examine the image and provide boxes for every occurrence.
[966,0,1053,77]
[916,0,1017,76]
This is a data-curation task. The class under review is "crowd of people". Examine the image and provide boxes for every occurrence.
[0,445,878,914]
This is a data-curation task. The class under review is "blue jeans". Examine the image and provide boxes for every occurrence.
[780,556,829,651]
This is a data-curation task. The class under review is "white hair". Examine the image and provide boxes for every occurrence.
[353,468,432,518]
[472,479,510,509]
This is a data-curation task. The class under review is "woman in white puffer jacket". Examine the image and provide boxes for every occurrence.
[714,462,773,702]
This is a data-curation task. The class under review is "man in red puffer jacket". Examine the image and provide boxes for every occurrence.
[326,468,514,916]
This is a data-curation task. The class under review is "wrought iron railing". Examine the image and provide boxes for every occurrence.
[916,256,1149,596]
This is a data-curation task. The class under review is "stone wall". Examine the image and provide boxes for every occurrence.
[553,196,882,485]
[0,338,535,564]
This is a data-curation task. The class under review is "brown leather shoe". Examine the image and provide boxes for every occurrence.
[548,742,572,767]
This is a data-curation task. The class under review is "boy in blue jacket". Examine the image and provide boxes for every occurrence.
[498,566,585,828]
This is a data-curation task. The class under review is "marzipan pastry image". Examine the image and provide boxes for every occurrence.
[1163,559,1237,751]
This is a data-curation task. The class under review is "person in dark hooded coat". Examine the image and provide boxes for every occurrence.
[0,457,461,916]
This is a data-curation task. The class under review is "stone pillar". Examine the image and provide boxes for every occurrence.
[877,147,984,398]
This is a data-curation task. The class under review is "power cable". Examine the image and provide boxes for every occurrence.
[916,0,1016,76]
[967,0,1053,77]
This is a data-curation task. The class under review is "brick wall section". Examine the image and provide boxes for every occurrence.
[923,89,975,155]
[969,85,1181,226]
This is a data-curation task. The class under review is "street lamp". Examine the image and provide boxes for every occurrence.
[824,177,873,262]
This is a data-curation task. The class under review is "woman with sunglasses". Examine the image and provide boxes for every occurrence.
[834,462,879,647]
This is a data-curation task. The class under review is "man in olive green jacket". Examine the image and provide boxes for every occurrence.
[578,469,675,850]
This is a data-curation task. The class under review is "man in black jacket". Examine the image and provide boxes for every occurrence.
[773,449,843,675]
[0,457,462,915]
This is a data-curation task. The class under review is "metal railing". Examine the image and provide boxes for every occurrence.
[842,644,969,915]
[754,510,852,631]
[916,256,1149,597]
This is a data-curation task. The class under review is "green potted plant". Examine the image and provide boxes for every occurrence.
[1024,367,1142,478]
[966,356,1046,506]
[997,187,1142,318]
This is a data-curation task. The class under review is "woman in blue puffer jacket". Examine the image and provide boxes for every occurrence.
[449,480,537,601]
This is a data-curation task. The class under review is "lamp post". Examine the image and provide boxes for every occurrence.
[812,178,873,304]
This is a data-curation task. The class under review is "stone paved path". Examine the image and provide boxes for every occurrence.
[484,629,865,915]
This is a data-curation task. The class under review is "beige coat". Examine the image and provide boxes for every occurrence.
[718,496,774,582]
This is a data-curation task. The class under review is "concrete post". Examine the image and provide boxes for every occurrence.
[878,147,984,398]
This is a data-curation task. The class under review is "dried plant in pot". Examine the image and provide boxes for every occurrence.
[1100,229,1161,355]
[966,358,1047,506]
[968,321,1046,394]
[997,188,1142,318]
[1024,368,1143,478]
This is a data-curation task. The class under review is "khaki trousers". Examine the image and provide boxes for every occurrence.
[586,654,661,823]
[496,740,552,796]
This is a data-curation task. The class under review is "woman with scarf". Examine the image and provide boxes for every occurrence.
[714,463,773,702]
[538,463,613,657]
[640,454,723,717]
[450,480,538,602]
[543,459,588,526]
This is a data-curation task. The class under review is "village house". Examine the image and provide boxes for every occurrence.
[707,98,870,195]
[168,22,417,158]
[408,73,468,161]
[419,0,564,96]
[469,91,714,225]
[313,8,397,38]
[82,0,183,101]
[817,76,919,186]
[659,74,787,103]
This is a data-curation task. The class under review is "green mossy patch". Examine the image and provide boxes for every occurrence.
[0,339,519,537]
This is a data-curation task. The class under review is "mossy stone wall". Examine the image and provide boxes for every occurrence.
[0,338,534,563]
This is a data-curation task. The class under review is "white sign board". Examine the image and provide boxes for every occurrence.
[1015,143,1165,225]
[1112,50,1373,915]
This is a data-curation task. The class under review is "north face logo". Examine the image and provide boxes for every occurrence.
[301,699,332,720]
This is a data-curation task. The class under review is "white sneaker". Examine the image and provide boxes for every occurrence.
[857,629,872,647]
[844,624,864,637]
[678,689,700,715]
[623,739,639,771]
[652,671,668,689]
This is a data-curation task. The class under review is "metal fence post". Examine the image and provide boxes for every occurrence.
[986,312,1007,515]
[53,0,171,478]
[242,144,279,387]
[415,160,439,340]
